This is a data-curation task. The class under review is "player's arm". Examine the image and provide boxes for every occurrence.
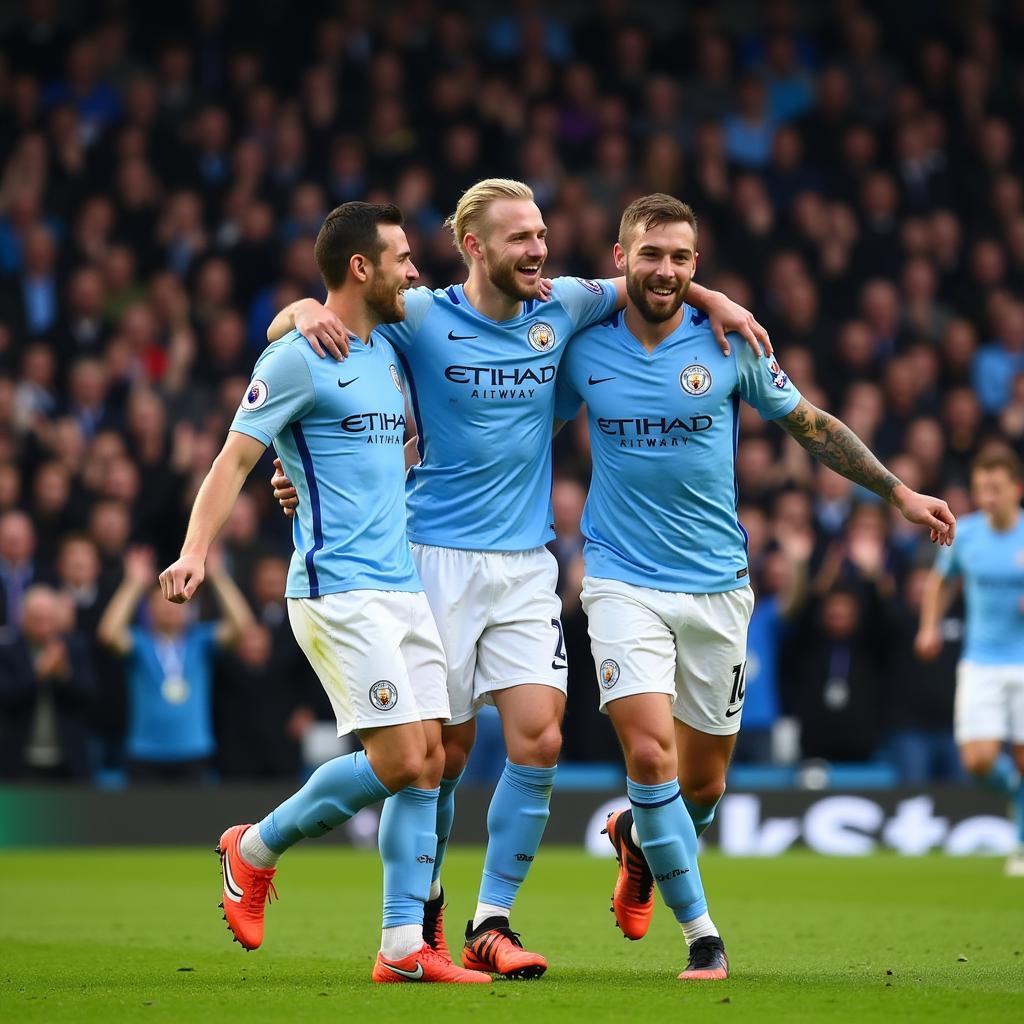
[97,547,158,655]
[205,553,257,647]
[606,277,771,357]
[776,397,956,544]
[915,569,960,660]
[267,298,351,359]
[161,432,267,603]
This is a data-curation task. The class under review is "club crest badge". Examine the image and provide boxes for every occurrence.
[241,379,270,410]
[576,277,603,294]
[680,364,712,396]
[369,680,399,711]
[389,364,403,393]
[767,357,788,389]
[599,659,620,689]
[528,322,556,352]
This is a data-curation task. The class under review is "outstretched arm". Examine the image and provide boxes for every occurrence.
[160,431,267,603]
[915,570,960,660]
[268,298,351,358]
[777,397,956,544]
[97,547,158,655]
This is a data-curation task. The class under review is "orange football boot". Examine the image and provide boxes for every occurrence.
[462,917,547,979]
[603,809,654,940]
[678,936,730,980]
[423,888,453,962]
[372,943,492,984]
[216,824,278,951]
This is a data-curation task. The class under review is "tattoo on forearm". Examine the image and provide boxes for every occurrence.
[781,400,901,501]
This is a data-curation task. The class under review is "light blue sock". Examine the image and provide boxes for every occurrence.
[627,777,707,924]
[478,759,556,910]
[379,786,440,928]
[980,753,1019,795]
[433,769,465,885]
[683,793,722,838]
[258,751,390,853]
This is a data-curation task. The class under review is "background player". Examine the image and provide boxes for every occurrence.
[917,447,1024,876]
[160,202,489,985]
[555,194,956,979]
[267,179,772,977]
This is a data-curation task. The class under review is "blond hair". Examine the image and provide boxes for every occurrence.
[445,178,534,264]
[618,193,698,249]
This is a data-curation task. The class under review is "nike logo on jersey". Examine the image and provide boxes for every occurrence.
[383,961,424,980]
[551,661,567,670]
[221,852,243,902]
[588,375,616,385]
[447,331,477,341]
[724,706,743,718]
[338,378,359,388]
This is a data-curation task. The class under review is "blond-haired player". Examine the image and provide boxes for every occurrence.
[266,179,770,978]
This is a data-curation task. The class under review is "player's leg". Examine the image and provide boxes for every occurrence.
[461,547,565,978]
[606,691,724,979]
[675,721,737,838]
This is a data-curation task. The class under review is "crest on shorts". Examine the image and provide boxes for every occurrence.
[369,680,399,711]
[767,357,788,389]
[389,363,403,393]
[599,659,620,689]
[241,379,270,410]
[680,364,712,396]
[528,322,556,352]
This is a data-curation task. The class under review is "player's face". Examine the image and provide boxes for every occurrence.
[971,466,1023,518]
[366,224,418,324]
[476,199,548,300]
[617,221,698,324]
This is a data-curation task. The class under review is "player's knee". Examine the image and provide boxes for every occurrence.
[422,738,446,785]
[960,749,996,778]
[442,738,472,777]
[381,746,428,791]
[624,737,676,783]
[682,777,726,809]
[514,721,563,767]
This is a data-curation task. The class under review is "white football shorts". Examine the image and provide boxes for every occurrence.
[411,543,568,725]
[287,590,449,736]
[581,576,755,736]
[954,661,1024,744]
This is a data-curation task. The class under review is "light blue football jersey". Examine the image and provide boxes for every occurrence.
[555,306,802,593]
[934,510,1024,664]
[377,277,618,551]
[230,330,419,598]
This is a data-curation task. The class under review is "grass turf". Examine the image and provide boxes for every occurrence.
[2,847,1023,1022]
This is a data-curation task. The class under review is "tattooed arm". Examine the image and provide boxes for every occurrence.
[778,397,957,544]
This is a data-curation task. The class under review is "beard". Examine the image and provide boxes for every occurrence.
[625,270,690,324]
[486,251,542,301]
[367,272,406,324]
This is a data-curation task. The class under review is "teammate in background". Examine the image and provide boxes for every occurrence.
[916,447,1024,875]
[555,194,955,979]
[160,203,489,985]
[97,545,253,781]
[267,178,771,977]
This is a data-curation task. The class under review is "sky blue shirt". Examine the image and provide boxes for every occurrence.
[934,510,1024,664]
[555,306,802,593]
[125,623,217,761]
[379,278,618,551]
[230,330,420,598]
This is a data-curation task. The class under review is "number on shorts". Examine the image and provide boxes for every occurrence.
[551,618,567,665]
[729,662,747,705]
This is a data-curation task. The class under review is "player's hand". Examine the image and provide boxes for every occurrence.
[892,485,956,545]
[538,277,553,301]
[123,546,156,586]
[160,554,206,603]
[272,457,298,518]
[294,299,351,361]
[404,436,421,471]
[914,626,943,661]
[706,290,773,358]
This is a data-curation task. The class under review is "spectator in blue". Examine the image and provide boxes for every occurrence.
[972,301,1024,415]
[97,545,254,782]
[723,76,777,168]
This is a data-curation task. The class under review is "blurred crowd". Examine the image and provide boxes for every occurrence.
[2,0,1022,785]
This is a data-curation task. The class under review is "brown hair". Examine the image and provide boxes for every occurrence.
[314,202,404,290]
[618,193,698,249]
[970,445,1023,481]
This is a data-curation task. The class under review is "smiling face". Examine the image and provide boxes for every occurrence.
[471,198,548,301]
[364,223,418,324]
[616,218,698,324]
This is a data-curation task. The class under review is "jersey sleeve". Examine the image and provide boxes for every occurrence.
[229,339,316,447]
[734,341,803,421]
[554,364,584,421]
[375,286,435,352]
[932,536,961,579]
[551,277,619,330]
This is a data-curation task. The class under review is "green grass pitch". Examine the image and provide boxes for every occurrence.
[2,847,1023,1022]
